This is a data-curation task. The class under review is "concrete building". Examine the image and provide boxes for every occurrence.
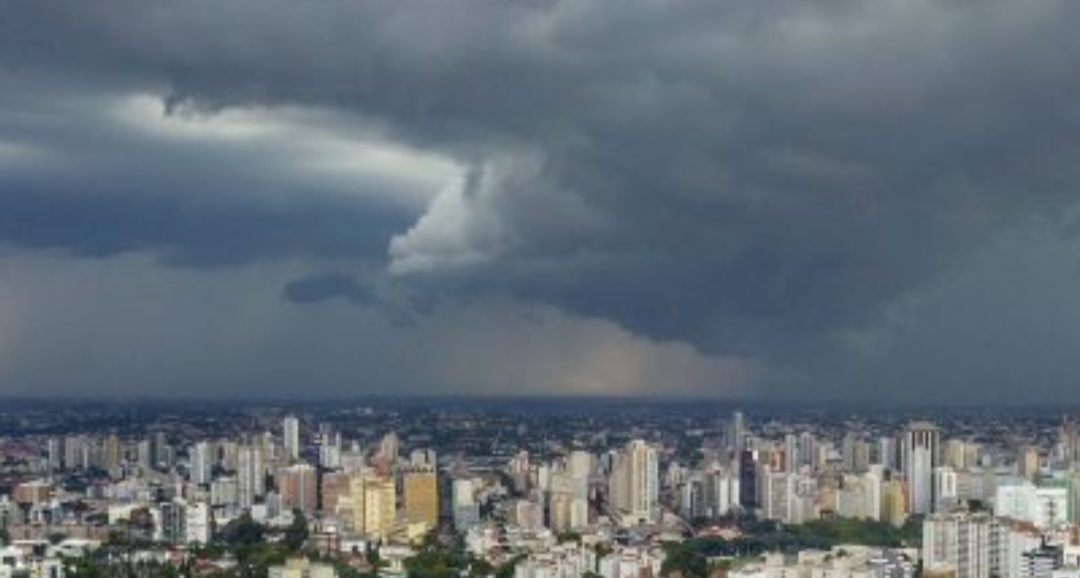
[283,416,301,462]
[403,466,438,530]
[903,422,940,515]
[278,463,318,514]
[923,512,1003,578]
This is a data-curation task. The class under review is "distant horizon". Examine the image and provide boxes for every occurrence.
[0,392,1075,414]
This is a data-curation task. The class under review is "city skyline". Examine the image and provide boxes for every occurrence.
[3,399,1080,577]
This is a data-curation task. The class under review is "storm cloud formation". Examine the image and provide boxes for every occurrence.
[2,0,1080,403]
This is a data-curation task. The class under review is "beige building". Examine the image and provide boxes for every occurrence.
[363,476,397,539]
[883,479,909,527]
[403,467,438,530]
[335,472,397,540]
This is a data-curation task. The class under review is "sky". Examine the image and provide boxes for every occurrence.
[2,0,1080,404]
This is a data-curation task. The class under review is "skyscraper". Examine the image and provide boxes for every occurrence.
[607,441,655,525]
[730,410,746,454]
[283,416,301,462]
[237,445,265,509]
[902,421,940,515]
[378,431,401,465]
[46,437,63,473]
[190,441,213,486]
[613,439,657,524]
[738,449,758,510]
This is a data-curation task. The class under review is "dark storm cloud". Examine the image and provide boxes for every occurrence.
[281,271,418,327]
[283,273,377,305]
[4,0,1080,398]
[0,187,412,267]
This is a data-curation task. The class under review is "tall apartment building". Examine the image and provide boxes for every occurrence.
[403,466,438,530]
[903,421,940,515]
[283,416,301,462]
[608,439,658,525]
[278,463,318,514]
[923,512,1003,578]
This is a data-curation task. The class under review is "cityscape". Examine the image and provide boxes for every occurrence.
[0,399,1078,577]
[6,1,1080,578]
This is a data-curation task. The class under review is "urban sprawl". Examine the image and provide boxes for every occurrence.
[0,400,1076,578]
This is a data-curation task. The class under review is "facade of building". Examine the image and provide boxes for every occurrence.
[903,422,940,515]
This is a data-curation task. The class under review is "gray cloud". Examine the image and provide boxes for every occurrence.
[283,273,377,305]
[0,251,751,398]
[2,0,1080,399]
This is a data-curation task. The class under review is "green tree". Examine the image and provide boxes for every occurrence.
[660,542,709,578]
[284,509,310,552]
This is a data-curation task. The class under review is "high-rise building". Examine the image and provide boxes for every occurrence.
[783,434,799,474]
[934,466,960,513]
[319,432,342,469]
[136,439,152,470]
[739,449,758,510]
[283,416,301,462]
[882,479,908,527]
[211,477,239,507]
[923,512,1004,578]
[704,465,740,517]
[64,435,86,471]
[159,499,212,546]
[190,441,213,486]
[730,410,746,454]
[799,433,817,469]
[451,478,479,530]
[320,471,351,513]
[185,501,212,545]
[362,476,397,540]
[994,479,1068,530]
[403,466,439,530]
[377,432,400,465]
[46,437,63,473]
[608,440,658,525]
[1018,446,1041,481]
[278,463,318,514]
[334,471,397,539]
[902,421,940,515]
[104,434,122,472]
[237,445,266,509]
[409,448,437,468]
[878,436,898,471]
[151,431,169,469]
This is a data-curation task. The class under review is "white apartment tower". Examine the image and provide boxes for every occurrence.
[283,416,300,462]
[903,421,940,515]
[237,445,265,508]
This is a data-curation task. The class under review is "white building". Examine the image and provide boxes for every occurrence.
[185,501,212,545]
[237,445,265,509]
[995,480,1069,530]
[923,512,1003,578]
[903,422,940,515]
[283,416,301,462]
[190,441,213,486]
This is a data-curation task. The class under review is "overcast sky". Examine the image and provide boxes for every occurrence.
[2,0,1080,403]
